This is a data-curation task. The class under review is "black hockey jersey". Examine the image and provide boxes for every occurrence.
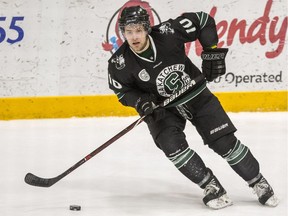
[108,11,218,108]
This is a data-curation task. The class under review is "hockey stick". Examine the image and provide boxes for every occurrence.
[24,74,204,187]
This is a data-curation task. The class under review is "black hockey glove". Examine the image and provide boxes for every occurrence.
[135,94,165,124]
[135,94,155,117]
[201,48,228,81]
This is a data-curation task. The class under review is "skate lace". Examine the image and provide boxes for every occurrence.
[204,179,220,196]
[253,178,269,197]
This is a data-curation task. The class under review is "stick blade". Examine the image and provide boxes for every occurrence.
[24,173,57,187]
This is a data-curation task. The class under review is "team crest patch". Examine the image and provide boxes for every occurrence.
[159,22,175,34]
[138,69,150,81]
[111,54,125,70]
[156,64,191,97]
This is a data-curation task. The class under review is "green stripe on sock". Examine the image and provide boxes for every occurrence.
[225,140,249,166]
[168,148,195,169]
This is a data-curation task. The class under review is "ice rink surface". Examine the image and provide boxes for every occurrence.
[1,112,287,216]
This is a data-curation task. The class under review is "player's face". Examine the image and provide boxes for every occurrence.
[123,24,149,53]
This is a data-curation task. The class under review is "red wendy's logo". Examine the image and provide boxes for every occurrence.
[103,0,287,58]
[102,0,161,54]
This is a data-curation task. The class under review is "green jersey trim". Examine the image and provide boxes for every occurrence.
[165,82,207,107]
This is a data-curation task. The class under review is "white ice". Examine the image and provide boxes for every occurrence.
[0,112,287,216]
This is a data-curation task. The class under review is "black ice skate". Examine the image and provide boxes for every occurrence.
[202,171,233,209]
[252,176,279,207]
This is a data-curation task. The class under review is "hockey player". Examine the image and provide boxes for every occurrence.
[108,6,279,209]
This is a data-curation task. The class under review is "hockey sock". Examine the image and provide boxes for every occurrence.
[223,139,260,181]
[167,147,208,184]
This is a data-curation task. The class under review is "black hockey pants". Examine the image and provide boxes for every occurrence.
[147,88,260,184]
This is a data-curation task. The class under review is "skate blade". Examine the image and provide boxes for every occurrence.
[206,194,233,210]
[265,195,280,207]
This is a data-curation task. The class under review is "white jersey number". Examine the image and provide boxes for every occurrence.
[179,18,196,33]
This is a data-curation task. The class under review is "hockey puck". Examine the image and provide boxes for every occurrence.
[69,205,81,211]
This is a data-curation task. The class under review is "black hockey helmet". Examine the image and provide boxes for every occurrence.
[118,6,151,33]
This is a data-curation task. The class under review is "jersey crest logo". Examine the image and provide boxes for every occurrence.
[159,22,175,34]
[138,69,150,82]
[156,64,191,97]
[111,54,125,70]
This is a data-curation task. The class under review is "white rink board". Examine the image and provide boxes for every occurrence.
[0,0,287,96]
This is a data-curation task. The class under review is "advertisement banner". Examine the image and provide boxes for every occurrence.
[0,0,287,97]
